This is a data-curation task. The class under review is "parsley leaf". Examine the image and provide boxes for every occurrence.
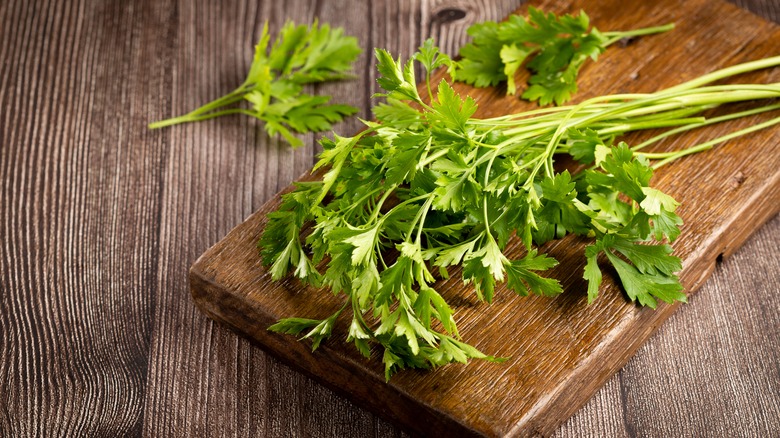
[455,22,506,88]
[454,8,672,104]
[605,251,686,308]
[504,250,562,297]
[150,21,361,146]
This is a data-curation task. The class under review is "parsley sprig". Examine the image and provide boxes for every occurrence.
[454,8,674,105]
[149,20,361,147]
[261,43,780,379]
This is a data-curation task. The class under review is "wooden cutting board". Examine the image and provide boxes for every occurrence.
[189,0,780,436]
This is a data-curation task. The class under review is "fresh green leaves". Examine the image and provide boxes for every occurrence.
[585,236,685,308]
[259,39,780,379]
[269,306,344,350]
[504,250,562,297]
[579,144,685,307]
[375,48,422,103]
[149,21,361,147]
[455,21,506,88]
[454,7,671,105]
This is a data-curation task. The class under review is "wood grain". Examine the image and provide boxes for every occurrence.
[0,0,777,437]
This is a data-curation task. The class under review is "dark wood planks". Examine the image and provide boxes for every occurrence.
[0,0,173,435]
[0,0,777,437]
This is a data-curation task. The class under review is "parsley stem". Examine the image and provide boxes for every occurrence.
[597,117,706,135]
[350,295,373,333]
[154,108,257,128]
[401,194,434,242]
[368,186,398,223]
[480,150,502,239]
[540,85,778,140]
[476,104,605,124]
[482,198,493,239]
[480,127,550,156]
[415,196,434,243]
[502,118,582,136]
[619,105,718,124]
[425,72,434,102]
[664,56,780,93]
[345,187,384,218]
[187,88,248,115]
[632,103,780,152]
[418,148,450,168]
[148,89,247,129]
[602,23,675,46]
[650,114,780,169]
[382,193,432,223]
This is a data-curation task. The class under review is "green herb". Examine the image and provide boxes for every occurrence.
[262,41,780,379]
[149,20,361,147]
[454,7,674,105]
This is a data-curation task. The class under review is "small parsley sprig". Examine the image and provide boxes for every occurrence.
[261,42,780,379]
[149,20,361,147]
[454,7,674,105]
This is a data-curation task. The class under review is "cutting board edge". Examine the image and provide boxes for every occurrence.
[507,302,678,436]
[678,166,780,295]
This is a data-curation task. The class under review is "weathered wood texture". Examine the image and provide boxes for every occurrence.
[0,0,777,437]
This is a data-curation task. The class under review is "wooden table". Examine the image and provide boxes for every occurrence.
[1,0,778,436]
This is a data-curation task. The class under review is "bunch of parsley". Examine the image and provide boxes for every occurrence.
[260,40,780,379]
[455,7,674,105]
[149,20,361,147]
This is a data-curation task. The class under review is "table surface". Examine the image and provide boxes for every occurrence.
[1,0,778,437]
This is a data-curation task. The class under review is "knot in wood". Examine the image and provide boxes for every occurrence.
[432,6,467,24]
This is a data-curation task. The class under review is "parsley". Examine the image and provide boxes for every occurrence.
[454,8,674,105]
[262,43,780,378]
[149,20,361,147]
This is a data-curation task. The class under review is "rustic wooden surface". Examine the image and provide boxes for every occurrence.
[1,0,778,437]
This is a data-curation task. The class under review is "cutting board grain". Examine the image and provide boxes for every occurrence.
[190,0,780,436]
